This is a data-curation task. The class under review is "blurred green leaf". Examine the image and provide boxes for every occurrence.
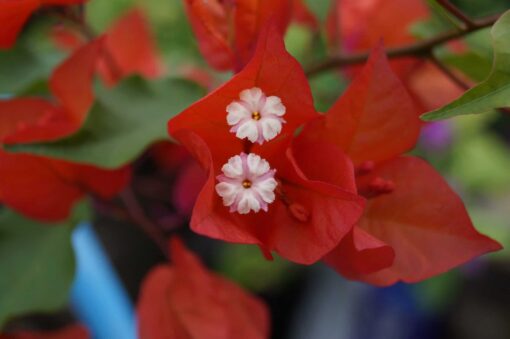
[414,270,461,312]
[469,197,510,258]
[0,209,77,328]
[309,71,347,113]
[455,0,510,18]
[422,10,510,121]
[442,52,493,82]
[0,21,64,95]
[87,0,201,66]
[303,0,331,22]
[216,244,298,292]
[450,133,510,193]
[0,45,48,95]
[86,0,134,31]
[285,25,315,64]
[6,76,204,169]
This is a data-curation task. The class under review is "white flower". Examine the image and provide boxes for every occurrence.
[215,153,278,214]
[226,87,286,144]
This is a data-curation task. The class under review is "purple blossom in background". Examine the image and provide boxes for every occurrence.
[420,121,453,151]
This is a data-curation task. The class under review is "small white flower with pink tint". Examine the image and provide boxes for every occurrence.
[226,87,286,144]
[215,153,278,214]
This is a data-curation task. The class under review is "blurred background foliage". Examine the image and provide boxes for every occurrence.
[1,0,509,338]
[87,0,510,339]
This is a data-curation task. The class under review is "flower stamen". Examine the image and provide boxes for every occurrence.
[242,180,252,188]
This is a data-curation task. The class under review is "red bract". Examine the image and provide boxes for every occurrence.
[183,0,291,72]
[52,8,163,86]
[299,45,501,285]
[1,38,102,144]
[96,9,163,86]
[0,0,86,49]
[0,325,89,339]
[0,39,130,221]
[138,238,270,339]
[328,0,463,112]
[169,23,364,264]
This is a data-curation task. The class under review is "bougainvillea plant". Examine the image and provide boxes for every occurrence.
[0,0,508,337]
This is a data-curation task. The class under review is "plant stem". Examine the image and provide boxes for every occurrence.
[428,53,470,90]
[306,13,500,77]
[436,0,476,29]
[119,188,168,257]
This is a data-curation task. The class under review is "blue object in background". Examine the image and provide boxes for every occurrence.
[71,223,137,339]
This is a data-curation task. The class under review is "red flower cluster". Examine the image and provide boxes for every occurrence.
[170,19,501,282]
[138,238,269,339]
[0,8,162,221]
[328,0,464,112]
[170,23,364,264]
[299,45,501,285]
[183,0,291,72]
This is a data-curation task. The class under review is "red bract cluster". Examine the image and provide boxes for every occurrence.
[170,19,501,280]
[183,0,292,72]
[138,238,269,339]
[0,8,163,222]
[0,39,129,221]
[0,0,505,337]
[52,9,163,86]
[298,45,501,285]
[0,325,88,339]
[184,0,319,72]
[0,0,86,49]
[169,23,364,264]
[328,0,464,112]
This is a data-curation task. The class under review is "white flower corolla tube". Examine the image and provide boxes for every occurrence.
[226,87,286,144]
[215,153,278,214]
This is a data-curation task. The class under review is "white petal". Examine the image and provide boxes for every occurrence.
[257,188,276,204]
[236,120,259,143]
[258,177,278,191]
[262,96,286,117]
[226,102,251,126]
[239,87,263,111]
[237,191,261,214]
[246,153,270,177]
[222,155,243,178]
[254,178,278,203]
[215,182,239,206]
[260,117,283,141]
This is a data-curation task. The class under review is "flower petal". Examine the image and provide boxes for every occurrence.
[98,9,163,86]
[300,43,420,165]
[352,157,502,286]
[0,150,130,222]
[324,226,395,279]
[0,0,40,49]
[50,37,104,125]
[137,238,270,339]
[169,21,318,169]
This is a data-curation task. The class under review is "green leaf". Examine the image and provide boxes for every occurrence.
[0,209,77,328]
[303,0,331,22]
[422,10,510,121]
[450,132,510,194]
[216,244,298,292]
[0,19,66,96]
[441,51,493,82]
[6,76,205,169]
